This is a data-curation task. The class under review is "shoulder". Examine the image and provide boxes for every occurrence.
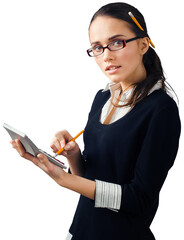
[93,89,110,101]
[89,89,110,113]
[142,89,178,113]
[134,89,180,130]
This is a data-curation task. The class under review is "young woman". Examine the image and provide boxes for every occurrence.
[11,2,181,240]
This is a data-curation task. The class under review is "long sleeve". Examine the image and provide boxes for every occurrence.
[95,179,122,211]
[120,103,181,215]
[94,104,181,213]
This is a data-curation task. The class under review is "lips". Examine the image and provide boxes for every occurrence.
[105,65,121,75]
[105,65,121,71]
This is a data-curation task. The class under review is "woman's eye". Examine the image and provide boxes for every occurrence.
[113,40,123,46]
[93,45,103,52]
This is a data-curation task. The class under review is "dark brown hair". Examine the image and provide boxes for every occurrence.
[89,2,167,107]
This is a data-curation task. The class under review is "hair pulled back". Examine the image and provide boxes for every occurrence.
[90,2,167,106]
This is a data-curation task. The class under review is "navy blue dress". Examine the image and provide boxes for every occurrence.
[68,89,181,239]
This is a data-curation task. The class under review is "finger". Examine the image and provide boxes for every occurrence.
[50,138,62,152]
[10,140,16,148]
[64,141,76,151]
[37,153,54,173]
[61,142,79,157]
[50,129,72,153]
[59,138,66,149]
[15,139,27,157]
[56,130,73,143]
[11,139,40,165]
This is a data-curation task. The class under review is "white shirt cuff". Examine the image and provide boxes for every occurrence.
[65,232,73,240]
[95,180,122,211]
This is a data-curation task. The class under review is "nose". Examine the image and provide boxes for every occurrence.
[103,48,115,62]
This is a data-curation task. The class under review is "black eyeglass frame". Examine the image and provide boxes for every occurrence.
[87,36,141,57]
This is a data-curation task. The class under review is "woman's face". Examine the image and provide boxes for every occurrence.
[89,16,149,88]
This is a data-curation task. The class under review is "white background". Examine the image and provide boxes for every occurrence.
[0,0,183,239]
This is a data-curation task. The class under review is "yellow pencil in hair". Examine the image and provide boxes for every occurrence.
[128,12,144,31]
[149,39,155,48]
[128,11,155,48]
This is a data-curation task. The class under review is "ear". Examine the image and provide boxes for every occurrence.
[139,37,150,55]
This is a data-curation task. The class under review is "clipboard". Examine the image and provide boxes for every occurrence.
[3,123,67,169]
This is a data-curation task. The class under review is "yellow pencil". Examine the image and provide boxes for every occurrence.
[54,130,84,157]
[128,12,144,31]
[128,11,155,48]
[149,39,155,48]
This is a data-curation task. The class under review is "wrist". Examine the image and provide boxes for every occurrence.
[66,148,81,162]
[59,172,96,200]
[67,151,84,177]
[58,170,67,187]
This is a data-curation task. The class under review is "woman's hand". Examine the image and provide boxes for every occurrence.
[10,139,95,200]
[50,129,80,159]
[50,130,84,176]
[10,139,66,185]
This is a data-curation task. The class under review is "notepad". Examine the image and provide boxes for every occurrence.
[3,123,67,169]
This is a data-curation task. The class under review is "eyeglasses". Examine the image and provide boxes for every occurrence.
[87,36,141,57]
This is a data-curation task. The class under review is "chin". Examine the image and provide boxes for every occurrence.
[108,76,124,84]
[108,73,132,83]
[110,80,121,84]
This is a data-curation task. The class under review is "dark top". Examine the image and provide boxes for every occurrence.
[69,89,181,240]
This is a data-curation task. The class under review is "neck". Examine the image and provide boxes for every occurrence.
[120,62,147,91]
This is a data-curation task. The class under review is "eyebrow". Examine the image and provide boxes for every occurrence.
[91,34,126,45]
